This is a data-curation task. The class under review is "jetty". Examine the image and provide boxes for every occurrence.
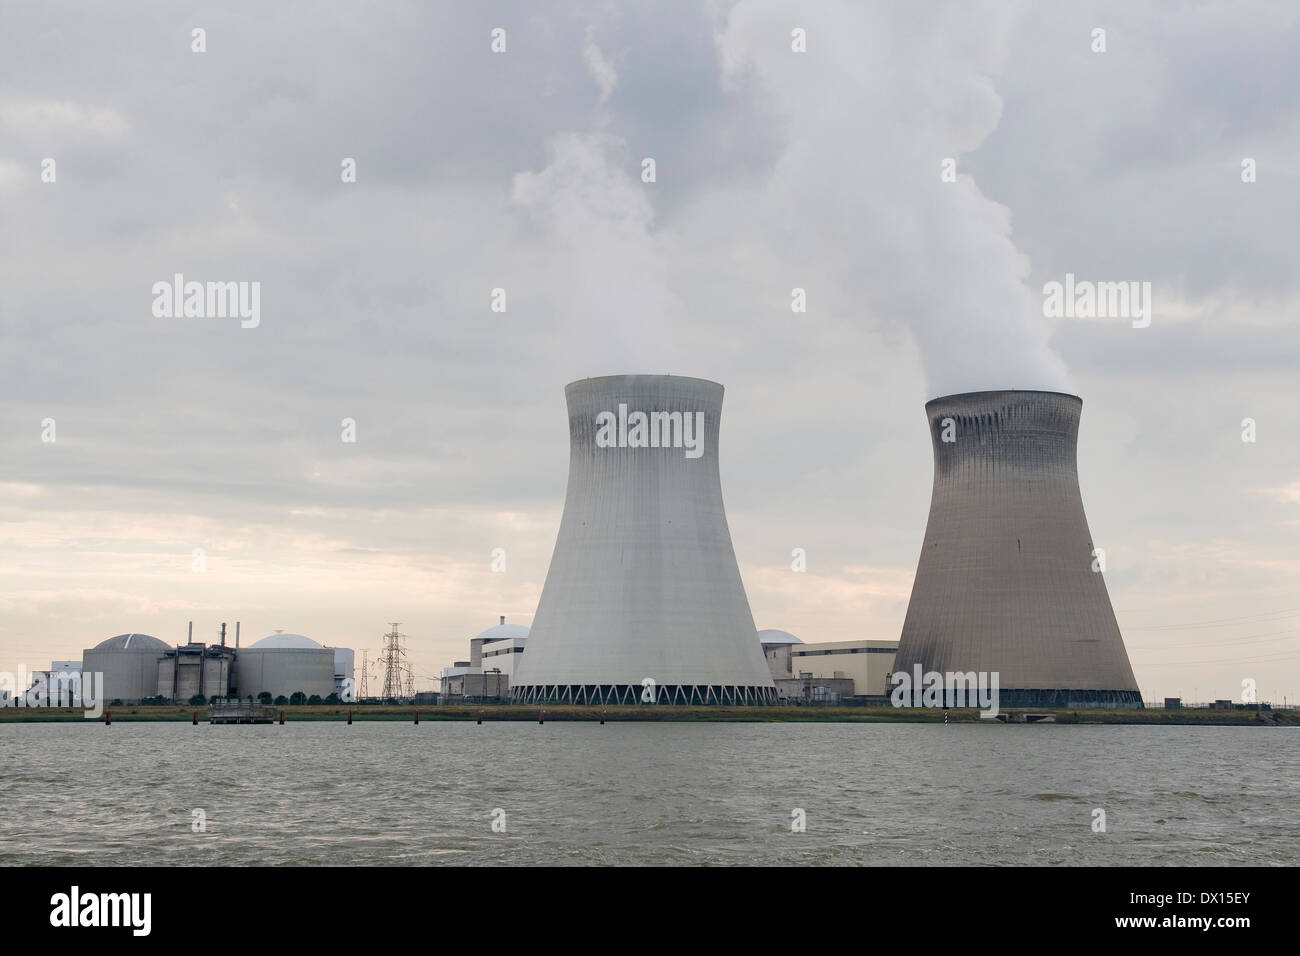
[209,699,276,724]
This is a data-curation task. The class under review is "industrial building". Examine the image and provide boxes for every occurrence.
[893,390,1143,708]
[472,616,529,680]
[511,375,777,705]
[778,674,855,704]
[789,640,897,698]
[82,634,171,704]
[441,666,511,701]
[157,623,235,703]
[332,647,356,699]
[43,661,83,706]
[157,643,234,702]
[71,626,353,705]
[760,629,898,702]
[234,633,338,702]
[759,629,803,682]
[440,617,527,702]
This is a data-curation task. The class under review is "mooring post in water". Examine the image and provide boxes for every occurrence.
[944,707,949,725]
[600,708,606,725]
[192,711,198,725]
[278,709,284,725]
[477,709,483,725]
[105,711,111,726]
[414,711,419,725]
[539,709,545,725]
[347,710,352,725]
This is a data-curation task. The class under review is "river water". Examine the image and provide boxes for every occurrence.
[1,722,1295,866]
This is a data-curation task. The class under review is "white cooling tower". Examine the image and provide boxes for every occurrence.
[512,375,777,705]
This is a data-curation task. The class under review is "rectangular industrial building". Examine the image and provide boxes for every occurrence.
[788,640,898,698]
[441,664,511,701]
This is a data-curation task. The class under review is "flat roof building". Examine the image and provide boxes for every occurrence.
[789,640,898,698]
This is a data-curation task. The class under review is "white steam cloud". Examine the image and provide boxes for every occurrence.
[583,28,619,105]
[510,132,689,378]
[504,2,1070,395]
[716,0,1071,397]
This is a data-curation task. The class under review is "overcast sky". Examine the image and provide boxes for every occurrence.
[2,1,1297,702]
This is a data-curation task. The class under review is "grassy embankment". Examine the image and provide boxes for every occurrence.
[1,705,1295,725]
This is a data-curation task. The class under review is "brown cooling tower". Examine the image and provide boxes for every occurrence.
[893,390,1143,708]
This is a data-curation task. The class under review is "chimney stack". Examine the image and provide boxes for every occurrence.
[235,621,240,649]
[500,615,505,626]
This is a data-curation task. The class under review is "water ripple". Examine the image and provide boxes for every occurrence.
[0,722,1295,865]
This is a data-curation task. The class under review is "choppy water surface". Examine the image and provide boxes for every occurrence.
[1,722,1295,865]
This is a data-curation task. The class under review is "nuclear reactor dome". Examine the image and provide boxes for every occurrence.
[250,633,321,649]
[93,634,169,652]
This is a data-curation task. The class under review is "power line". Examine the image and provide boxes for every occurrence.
[1131,648,1300,666]
[1127,627,1300,651]
[1122,607,1300,631]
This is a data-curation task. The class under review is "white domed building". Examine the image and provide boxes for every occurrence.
[441,617,529,701]
[233,632,347,702]
[758,629,803,681]
[245,633,354,692]
[248,633,319,650]
[471,618,529,677]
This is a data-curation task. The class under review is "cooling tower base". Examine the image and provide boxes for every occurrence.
[908,688,1145,709]
[513,683,779,706]
[998,688,1144,709]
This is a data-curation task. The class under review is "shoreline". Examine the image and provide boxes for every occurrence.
[1,705,1294,725]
